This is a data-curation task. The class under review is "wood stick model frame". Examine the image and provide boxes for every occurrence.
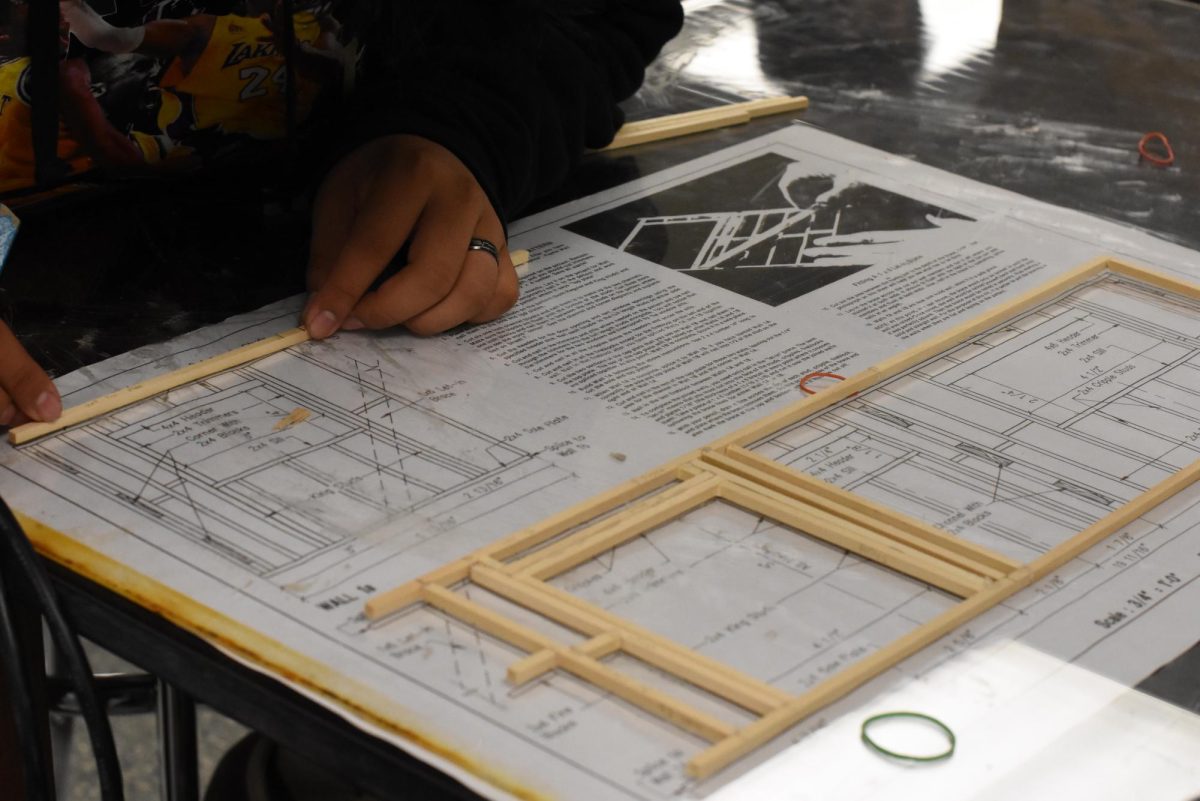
[365,257,1200,780]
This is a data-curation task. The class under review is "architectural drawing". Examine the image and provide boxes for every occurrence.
[3,257,1199,798]
[20,343,555,597]
[7,123,1200,800]
[361,260,1200,780]
[753,269,1200,562]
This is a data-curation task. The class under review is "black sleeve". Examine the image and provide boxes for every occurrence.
[336,0,684,223]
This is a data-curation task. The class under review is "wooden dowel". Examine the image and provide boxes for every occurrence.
[1026,457,1200,579]
[556,648,737,743]
[364,558,476,620]
[515,476,720,580]
[10,251,531,448]
[717,482,988,598]
[686,574,1026,778]
[713,448,1019,576]
[687,445,1200,778]
[485,462,687,563]
[602,96,809,151]
[9,327,312,445]
[709,257,1113,454]
[508,631,621,686]
[423,584,734,742]
[741,96,812,118]
[471,564,790,714]
[366,461,691,621]
[1105,258,1200,300]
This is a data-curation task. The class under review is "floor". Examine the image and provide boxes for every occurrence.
[62,643,246,801]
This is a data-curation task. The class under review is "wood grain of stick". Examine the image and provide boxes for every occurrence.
[9,327,312,445]
[602,96,809,151]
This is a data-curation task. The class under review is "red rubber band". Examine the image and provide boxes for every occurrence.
[799,371,846,395]
[1138,132,1175,167]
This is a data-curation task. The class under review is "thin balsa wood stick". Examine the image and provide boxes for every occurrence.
[686,576,1022,778]
[470,564,790,714]
[421,584,736,742]
[365,463,690,621]
[1105,259,1200,299]
[716,481,988,598]
[707,257,1113,454]
[506,650,558,687]
[487,462,686,563]
[360,256,1200,777]
[508,631,621,686]
[555,649,737,743]
[602,96,809,151]
[604,108,751,150]
[9,327,312,445]
[421,583,555,653]
[515,476,720,580]
[363,558,476,621]
[711,448,1018,576]
[11,251,532,448]
[1025,457,1200,577]
[740,96,813,118]
[688,453,1200,778]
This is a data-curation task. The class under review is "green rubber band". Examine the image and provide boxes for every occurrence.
[860,711,956,762]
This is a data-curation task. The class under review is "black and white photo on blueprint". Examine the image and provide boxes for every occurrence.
[566,150,976,306]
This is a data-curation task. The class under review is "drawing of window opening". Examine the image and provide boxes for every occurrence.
[363,460,1004,778]
[566,151,975,306]
[546,498,957,691]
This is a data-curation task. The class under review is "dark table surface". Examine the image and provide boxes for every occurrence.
[3,1,1199,798]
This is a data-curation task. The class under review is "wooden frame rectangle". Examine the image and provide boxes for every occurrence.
[367,257,1200,779]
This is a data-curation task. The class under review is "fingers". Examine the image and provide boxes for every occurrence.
[469,248,519,324]
[402,251,499,336]
[348,178,482,330]
[0,321,60,425]
[303,153,432,338]
[357,192,516,334]
[304,135,521,340]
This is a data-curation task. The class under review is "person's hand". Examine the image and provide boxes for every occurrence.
[0,320,61,427]
[302,135,519,340]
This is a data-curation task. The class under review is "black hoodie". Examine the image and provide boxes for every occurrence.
[5,0,683,222]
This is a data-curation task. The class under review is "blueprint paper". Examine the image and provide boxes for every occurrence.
[3,126,1200,800]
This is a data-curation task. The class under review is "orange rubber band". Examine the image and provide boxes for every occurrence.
[799,371,846,395]
[1138,132,1175,167]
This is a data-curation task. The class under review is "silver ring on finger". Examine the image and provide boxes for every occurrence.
[466,237,500,264]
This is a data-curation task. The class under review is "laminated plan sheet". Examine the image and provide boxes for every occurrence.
[4,127,1200,800]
